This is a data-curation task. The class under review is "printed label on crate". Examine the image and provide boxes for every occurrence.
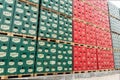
[24,24,29,27]
[33,14,37,18]
[52,56,56,59]
[47,44,50,47]
[37,62,41,65]
[68,38,72,41]
[30,18,37,23]
[45,68,49,71]
[46,56,50,59]
[47,22,51,26]
[63,51,66,54]
[64,68,67,71]
[40,26,46,31]
[5,19,10,24]
[58,44,63,48]
[28,47,35,51]
[0,68,4,73]
[26,12,31,16]
[14,21,22,25]
[5,0,14,4]
[18,62,23,65]
[50,61,56,65]
[58,55,63,59]
[24,5,29,9]
[41,15,47,20]
[60,9,64,13]
[26,60,34,65]
[20,47,25,51]
[32,25,36,29]
[1,46,7,50]
[29,30,35,35]
[0,52,6,57]
[21,30,26,33]
[37,67,43,72]
[23,41,28,44]
[59,31,64,34]
[40,21,45,25]
[39,41,45,46]
[0,61,5,66]
[23,17,28,21]
[53,6,58,10]
[58,62,61,65]
[10,52,19,58]
[3,11,12,16]
[52,34,57,38]
[7,7,12,11]
[31,42,35,45]
[52,24,57,28]
[17,3,22,7]
[13,28,18,32]
[11,47,16,50]
[58,66,62,71]
[20,69,25,73]
[46,34,50,37]
[60,21,64,24]
[30,55,34,58]
[38,49,42,52]
[68,28,72,32]
[8,68,17,73]
[9,62,15,66]
[63,62,66,65]
[0,37,8,42]
[51,49,56,53]
[45,49,48,52]
[1,25,10,30]
[38,54,44,58]
[0,4,3,8]
[31,7,38,12]
[68,61,72,64]
[16,8,24,13]
[68,50,72,54]
[28,69,33,72]
[44,62,48,65]
[21,54,27,58]
[51,68,55,71]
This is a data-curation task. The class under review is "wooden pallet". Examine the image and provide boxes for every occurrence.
[115,68,120,70]
[98,69,114,72]
[38,37,73,45]
[34,72,72,76]
[73,70,98,74]
[0,74,33,79]
[0,31,36,39]
[12,33,36,40]
[73,69,114,74]
[18,0,38,7]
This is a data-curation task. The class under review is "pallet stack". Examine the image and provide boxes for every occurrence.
[73,0,114,72]
[0,0,38,77]
[35,0,73,74]
[109,2,120,69]
[0,0,117,79]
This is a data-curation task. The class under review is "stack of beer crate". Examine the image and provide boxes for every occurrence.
[0,0,38,77]
[109,2,120,69]
[35,0,73,74]
[73,0,114,71]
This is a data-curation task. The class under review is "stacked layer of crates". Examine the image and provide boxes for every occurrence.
[35,0,73,74]
[0,0,38,76]
[109,2,120,69]
[73,0,114,71]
